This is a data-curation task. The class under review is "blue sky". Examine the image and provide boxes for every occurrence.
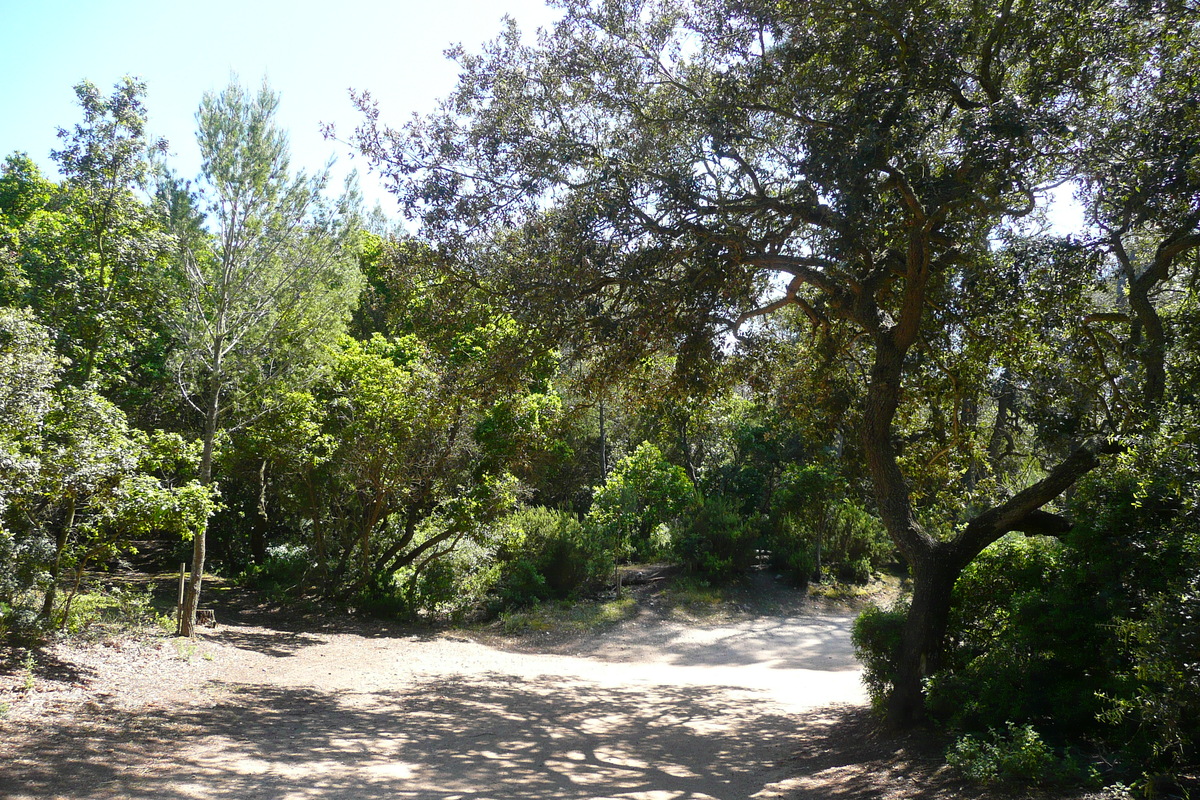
[1,0,1084,232]
[0,0,562,215]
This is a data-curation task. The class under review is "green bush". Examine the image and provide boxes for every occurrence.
[403,539,500,621]
[59,584,171,636]
[353,580,410,618]
[1097,573,1200,772]
[923,534,1106,734]
[851,598,909,713]
[0,603,43,644]
[495,506,612,607]
[587,442,693,562]
[926,421,1200,783]
[946,723,1086,786]
[767,465,892,584]
[674,494,760,582]
[763,514,817,586]
[240,542,312,597]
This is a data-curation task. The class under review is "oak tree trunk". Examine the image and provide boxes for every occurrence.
[886,548,961,726]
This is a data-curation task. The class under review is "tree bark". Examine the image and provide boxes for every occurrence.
[886,545,961,727]
[180,375,220,637]
[40,497,77,623]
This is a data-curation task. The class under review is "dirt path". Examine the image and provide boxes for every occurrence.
[0,584,1072,799]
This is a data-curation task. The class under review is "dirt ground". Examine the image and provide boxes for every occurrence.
[0,577,1098,800]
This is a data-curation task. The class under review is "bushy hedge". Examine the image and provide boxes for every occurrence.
[851,597,909,714]
[587,442,694,562]
[886,423,1200,787]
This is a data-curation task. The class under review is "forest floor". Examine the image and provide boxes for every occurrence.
[0,571,1109,800]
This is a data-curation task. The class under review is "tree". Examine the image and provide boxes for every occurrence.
[587,441,694,562]
[354,0,1200,724]
[0,308,214,631]
[236,284,564,604]
[172,80,363,636]
[0,308,58,608]
[0,155,52,305]
[41,79,172,391]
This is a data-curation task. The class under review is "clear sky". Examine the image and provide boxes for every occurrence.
[0,0,1085,233]
[0,0,562,216]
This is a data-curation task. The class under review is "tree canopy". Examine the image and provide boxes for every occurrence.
[354,0,1200,724]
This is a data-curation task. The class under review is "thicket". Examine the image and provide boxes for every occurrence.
[854,416,1200,788]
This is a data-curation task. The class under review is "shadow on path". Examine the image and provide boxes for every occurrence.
[4,672,908,800]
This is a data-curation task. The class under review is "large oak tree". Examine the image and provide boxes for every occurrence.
[354,0,1200,724]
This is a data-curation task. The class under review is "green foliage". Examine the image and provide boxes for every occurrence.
[0,308,213,631]
[946,723,1082,787]
[674,494,759,582]
[281,335,524,593]
[240,543,313,598]
[587,442,694,562]
[0,154,51,304]
[928,414,1200,776]
[1078,419,1200,772]
[1098,578,1200,772]
[400,537,500,621]
[763,519,817,587]
[924,535,1105,734]
[767,464,892,584]
[173,78,364,472]
[57,584,173,637]
[11,79,178,395]
[494,506,611,607]
[497,594,638,635]
[852,599,910,714]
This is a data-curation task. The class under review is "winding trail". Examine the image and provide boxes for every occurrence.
[2,592,875,799]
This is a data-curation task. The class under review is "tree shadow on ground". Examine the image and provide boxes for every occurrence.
[0,673,1062,800]
[0,646,94,686]
[210,626,328,658]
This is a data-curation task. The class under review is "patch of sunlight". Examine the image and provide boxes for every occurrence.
[363,762,418,779]
[592,746,651,769]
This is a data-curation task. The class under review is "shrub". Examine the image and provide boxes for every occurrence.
[403,539,500,621]
[674,494,760,582]
[59,584,171,636]
[0,603,42,644]
[946,723,1081,786]
[767,465,892,584]
[587,442,693,562]
[851,598,909,713]
[927,433,1200,783]
[495,506,612,607]
[923,534,1107,734]
[240,542,312,597]
[1098,573,1200,772]
[763,515,817,586]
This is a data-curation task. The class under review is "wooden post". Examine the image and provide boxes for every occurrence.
[176,563,186,634]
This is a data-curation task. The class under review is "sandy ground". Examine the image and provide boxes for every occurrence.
[0,582,1079,800]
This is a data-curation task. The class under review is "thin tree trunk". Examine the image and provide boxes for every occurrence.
[599,394,608,479]
[59,563,88,632]
[40,497,77,622]
[250,460,268,564]
[180,379,220,637]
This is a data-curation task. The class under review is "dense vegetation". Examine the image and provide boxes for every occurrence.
[2,0,1199,792]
